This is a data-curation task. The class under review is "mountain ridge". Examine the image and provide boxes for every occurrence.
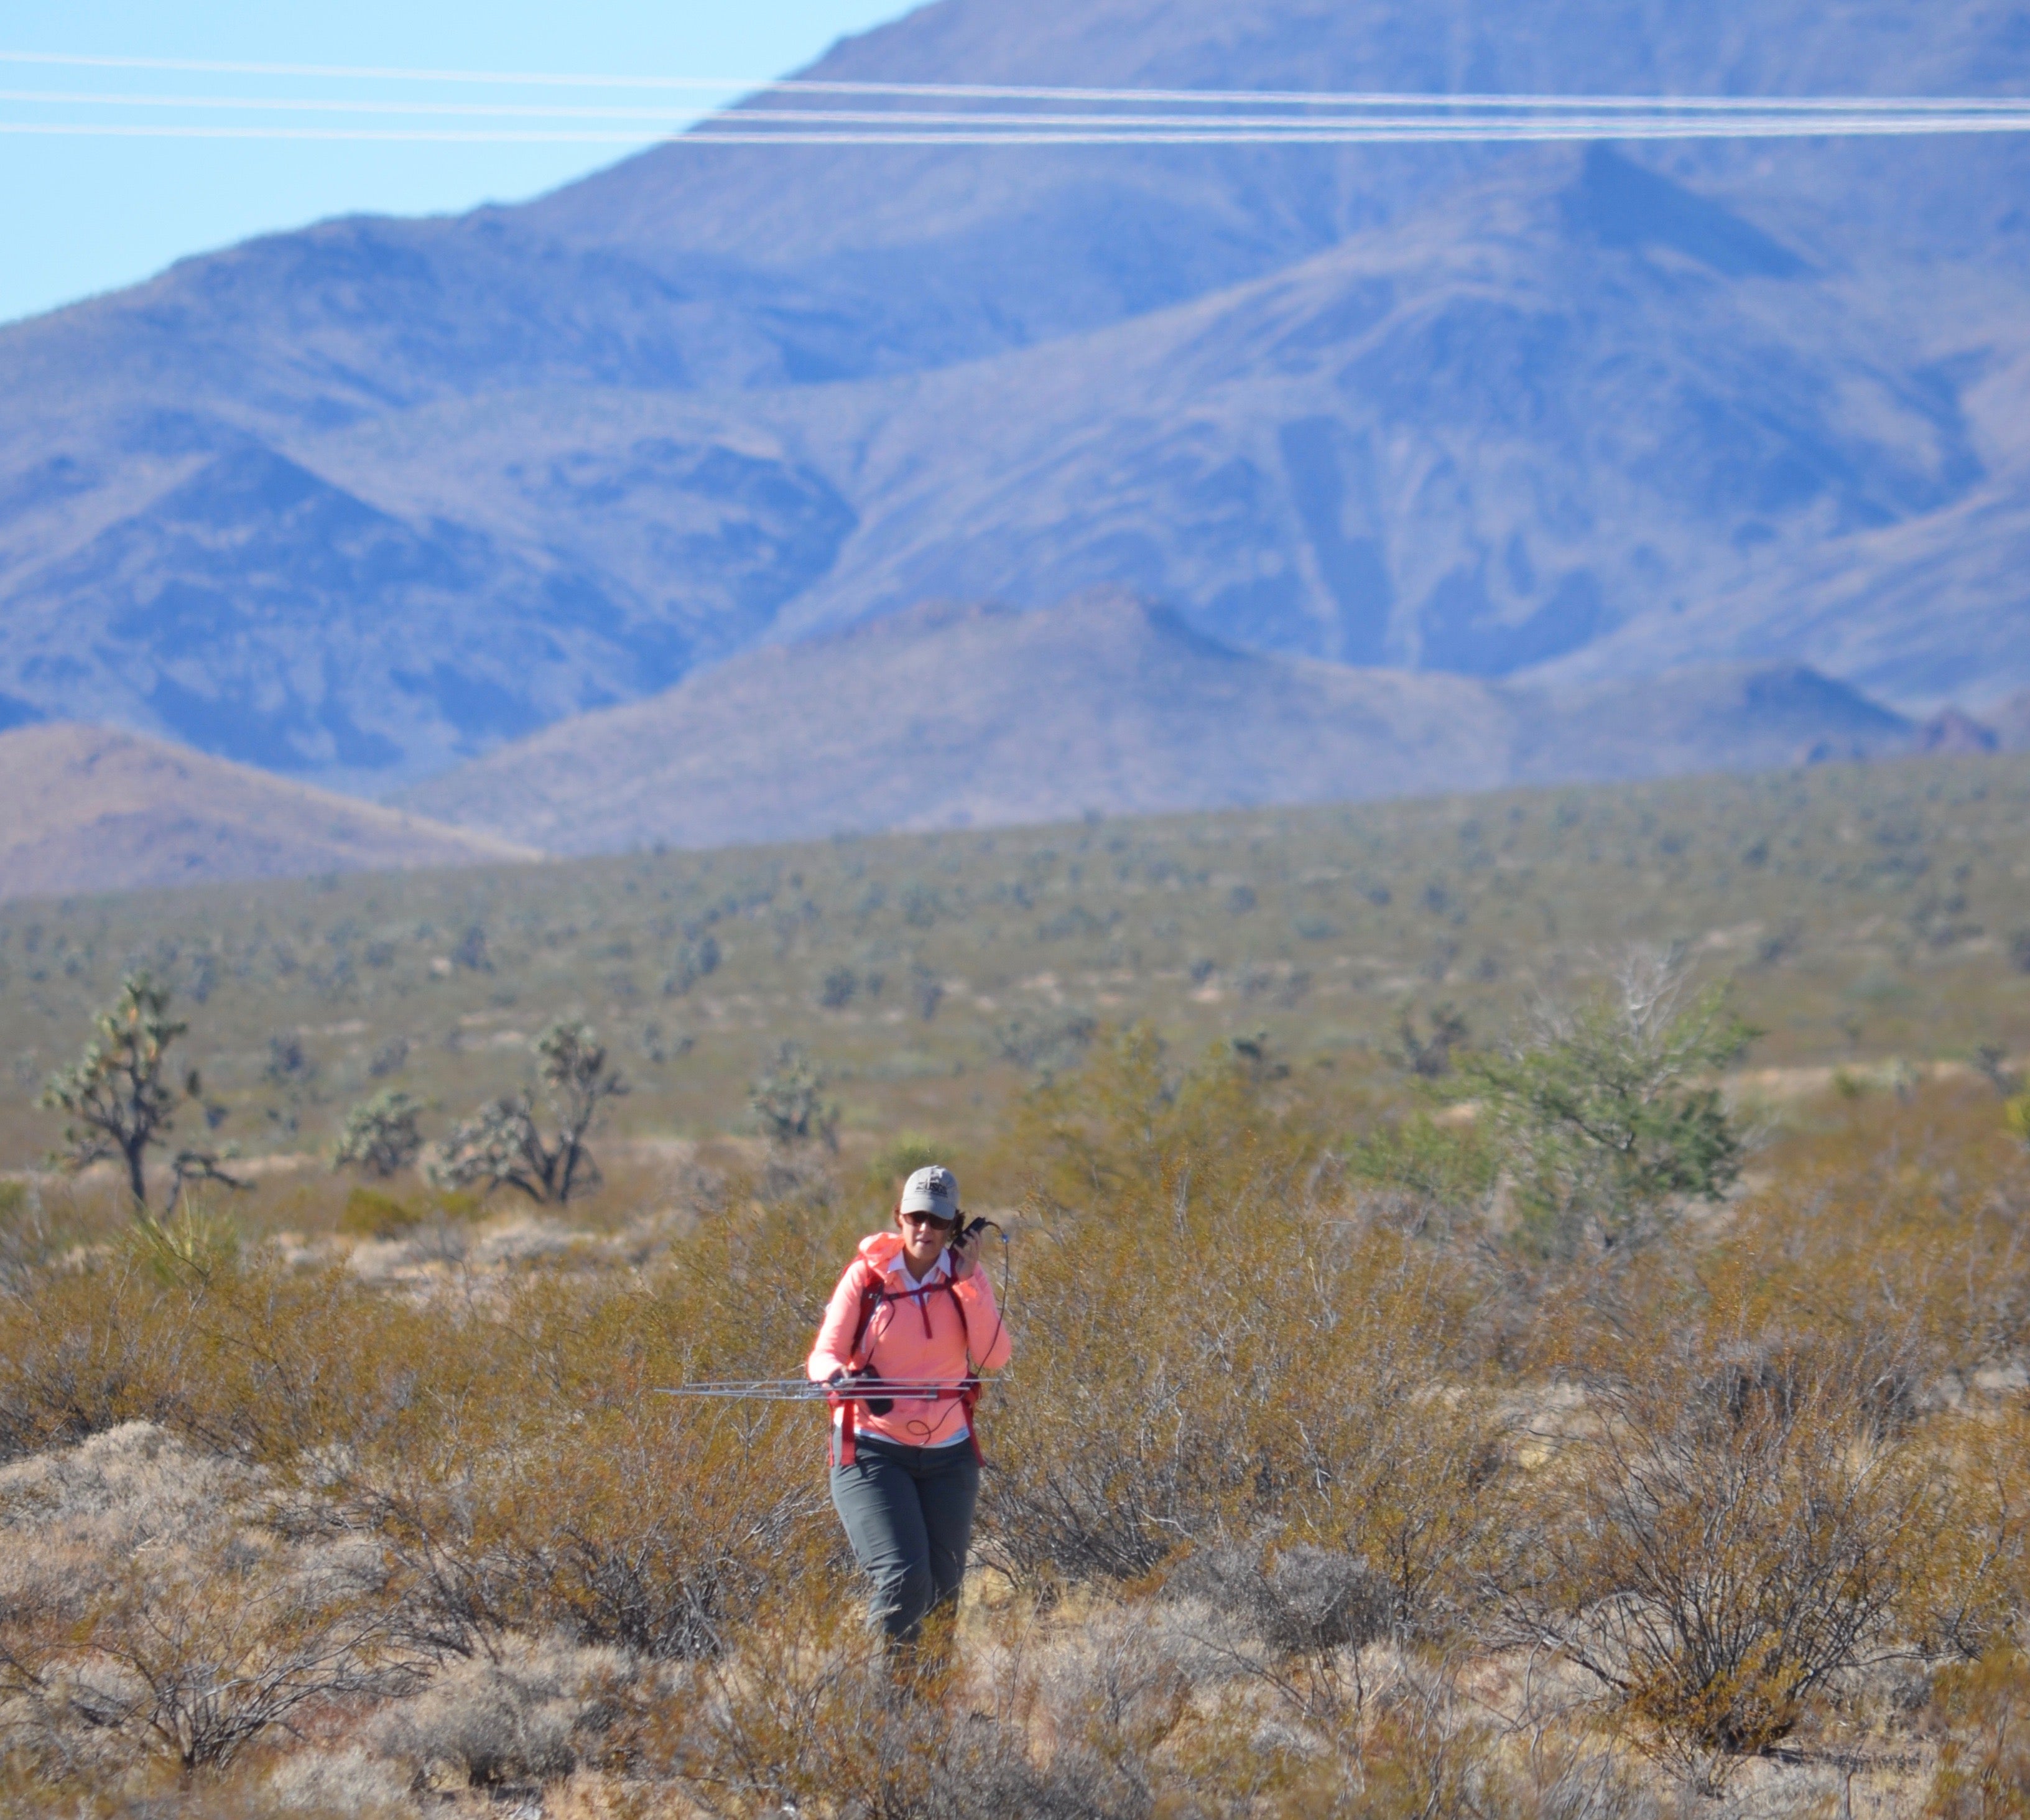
[396,590,1919,853]
[2,0,2027,784]
[0,723,535,902]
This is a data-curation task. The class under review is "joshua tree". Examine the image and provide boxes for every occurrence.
[1391,1002,1471,1079]
[428,1021,626,1204]
[749,1043,838,1151]
[40,972,238,1210]
[333,1090,425,1178]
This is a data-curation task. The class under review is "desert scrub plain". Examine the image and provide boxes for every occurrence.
[0,754,2026,1815]
[1,752,2029,1165]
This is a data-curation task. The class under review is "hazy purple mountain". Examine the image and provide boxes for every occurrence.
[397,590,1916,853]
[1,0,2026,787]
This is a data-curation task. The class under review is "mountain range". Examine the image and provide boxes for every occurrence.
[397,589,1949,852]
[1,0,2027,806]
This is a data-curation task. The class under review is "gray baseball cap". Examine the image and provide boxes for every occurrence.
[899,1164,960,1220]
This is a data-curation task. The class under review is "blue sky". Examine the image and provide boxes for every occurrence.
[1,0,919,326]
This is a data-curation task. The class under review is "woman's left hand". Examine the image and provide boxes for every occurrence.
[947,1228,977,1281]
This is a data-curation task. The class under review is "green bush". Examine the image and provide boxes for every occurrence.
[337,1186,422,1240]
[1462,955,1756,1254]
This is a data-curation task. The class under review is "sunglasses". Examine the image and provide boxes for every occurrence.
[899,1209,957,1232]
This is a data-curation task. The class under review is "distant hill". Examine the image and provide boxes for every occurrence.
[1988,691,2030,751]
[0,724,535,901]
[397,591,1913,852]
[0,0,2026,787]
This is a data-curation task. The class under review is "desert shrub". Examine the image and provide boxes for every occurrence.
[977,1032,1501,1620]
[992,1012,1098,1079]
[1390,1003,1471,1079]
[1515,1321,1930,1786]
[2008,1093,2030,1148]
[264,1745,418,1818]
[1345,1110,1499,1218]
[336,1187,421,1240]
[0,1424,412,1773]
[1904,1399,2030,1661]
[864,1132,947,1200]
[0,1177,857,1673]
[1712,1085,2030,1376]
[1174,1544,1392,1659]
[1926,1646,2030,1818]
[0,1261,208,1458]
[321,1196,859,1660]
[333,1091,423,1178]
[0,1182,45,1289]
[662,934,720,996]
[369,1398,830,1662]
[4,1007,2029,1809]
[366,1634,623,1787]
[666,1589,1173,1820]
[1462,952,1754,1255]
[263,1033,320,1136]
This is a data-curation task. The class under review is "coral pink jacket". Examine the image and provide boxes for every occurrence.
[807,1231,1012,1449]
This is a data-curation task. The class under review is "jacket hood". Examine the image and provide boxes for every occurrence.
[856,1230,907,1270]
[856,1229,952,1287]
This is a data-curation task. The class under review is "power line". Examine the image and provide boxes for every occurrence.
[5,118,2027,144]
[8,91,2030,133]
[1,49,2025,115]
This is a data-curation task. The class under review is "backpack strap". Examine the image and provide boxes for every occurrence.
[943,1279,986,1465]
[827,1264,887,1467]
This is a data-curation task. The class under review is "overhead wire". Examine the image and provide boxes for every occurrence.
[2,49,2026,144]
[6,91,2030,134]
[2,118,2028,144]
[1,50,2026,114]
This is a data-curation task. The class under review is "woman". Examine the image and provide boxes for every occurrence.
[808,1163,1012,1644]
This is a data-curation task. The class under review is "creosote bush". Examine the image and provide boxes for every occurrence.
[978,1027,1502,1628]
[1926,1646,2030,1818]
[1513,1321,1930,1786]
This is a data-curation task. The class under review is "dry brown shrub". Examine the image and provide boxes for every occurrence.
[1512,1316,1931,1789]
[364,1632,626,1788]
[977,1030,1502,1625]
[262,1744,419,1818]
[2,1050,2026,1813]
[0,1423,412,1778]
[0,1260,205,1458]
[1925,1646,2030,1819]
[1901,1398,2030,1660]
[660,1585,1170,1820]
[1720,1082,2030,1372]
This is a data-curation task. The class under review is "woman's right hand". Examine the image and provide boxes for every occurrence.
[947,1228,978,1281]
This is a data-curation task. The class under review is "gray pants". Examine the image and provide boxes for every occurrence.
[830,1434,981,1641]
